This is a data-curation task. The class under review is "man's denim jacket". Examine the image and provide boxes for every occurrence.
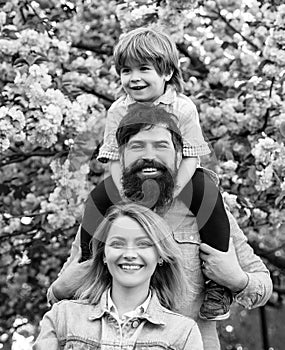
[34,291,204,350]
[47,200,273,350]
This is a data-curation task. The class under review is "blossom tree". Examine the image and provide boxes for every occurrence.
[0,0,284,348]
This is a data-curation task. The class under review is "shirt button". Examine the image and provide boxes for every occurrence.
[132,320,140,328]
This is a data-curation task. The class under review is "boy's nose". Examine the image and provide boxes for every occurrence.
[130,70,141,81]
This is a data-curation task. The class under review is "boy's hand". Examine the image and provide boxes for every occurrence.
[52,254,92,300]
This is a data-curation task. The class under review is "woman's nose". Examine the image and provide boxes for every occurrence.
[122,246,138,259]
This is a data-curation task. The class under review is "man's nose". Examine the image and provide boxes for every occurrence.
[142,145,156,160]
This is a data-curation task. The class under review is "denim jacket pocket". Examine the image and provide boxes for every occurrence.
[173,231,204,294]
[62,337,100,350]
[137,342,175,350]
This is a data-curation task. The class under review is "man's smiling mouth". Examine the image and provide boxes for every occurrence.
[140,168,160,175]
[137,168,161,178]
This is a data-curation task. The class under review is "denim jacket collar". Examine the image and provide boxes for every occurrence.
[125,85,177,107]
[88,290,166,326]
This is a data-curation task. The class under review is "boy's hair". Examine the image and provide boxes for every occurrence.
[116,104,183,153]
[114,27,184,93]
[75,202,185,310]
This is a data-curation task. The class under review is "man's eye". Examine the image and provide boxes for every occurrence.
[130,144,143,149]
[157,143,169,149]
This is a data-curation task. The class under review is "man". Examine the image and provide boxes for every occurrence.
[48,105,272,350]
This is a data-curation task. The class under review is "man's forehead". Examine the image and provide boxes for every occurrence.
[128,124,172,142]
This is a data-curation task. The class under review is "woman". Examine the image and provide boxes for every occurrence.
[34,202,203,349]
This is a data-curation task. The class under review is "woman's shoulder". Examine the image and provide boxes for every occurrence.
[52,299,91,312]
[160,305,197,327]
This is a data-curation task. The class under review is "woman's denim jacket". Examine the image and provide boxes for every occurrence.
[34,291,204,350]
[47,200,273,350]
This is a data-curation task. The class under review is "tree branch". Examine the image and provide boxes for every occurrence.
[203,5,260,51]
[0,150,57,167]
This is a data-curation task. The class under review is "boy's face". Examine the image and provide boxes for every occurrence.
[120,61,172,103]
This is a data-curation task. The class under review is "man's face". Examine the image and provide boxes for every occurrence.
[122,125,181,173]
[120,125,182,210]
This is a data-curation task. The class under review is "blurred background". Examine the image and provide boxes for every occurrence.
[0,0,284,349]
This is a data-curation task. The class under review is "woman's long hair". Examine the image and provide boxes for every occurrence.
[75,202,185,310]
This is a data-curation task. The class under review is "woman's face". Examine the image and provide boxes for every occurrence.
[104,215,159,292]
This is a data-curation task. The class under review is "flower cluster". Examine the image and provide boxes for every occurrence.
[251,135,285,191]
[263,4,285,67]
[0,106,26,151]
[40,159,91,231]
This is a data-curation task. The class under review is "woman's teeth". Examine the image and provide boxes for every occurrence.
[121,265,141,270]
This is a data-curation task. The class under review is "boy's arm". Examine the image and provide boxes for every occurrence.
[110,160,123,194]
[174,157,198,198]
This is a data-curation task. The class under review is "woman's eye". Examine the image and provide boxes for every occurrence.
[137,240,153,248]
[121,68,130,74]
[109,241,125,248]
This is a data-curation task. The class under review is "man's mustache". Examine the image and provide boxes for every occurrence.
[126,159,169,175]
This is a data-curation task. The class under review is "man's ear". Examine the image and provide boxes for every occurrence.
[119,153,124,168]
[176,150,182,168]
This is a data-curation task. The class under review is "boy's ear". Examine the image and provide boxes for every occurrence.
[165,70,173,82]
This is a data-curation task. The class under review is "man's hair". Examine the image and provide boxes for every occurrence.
[75,202,185,309]
[113,27,184,92]
[116,104,183,153]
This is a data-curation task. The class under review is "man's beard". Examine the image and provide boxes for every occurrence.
[122,159,177,213]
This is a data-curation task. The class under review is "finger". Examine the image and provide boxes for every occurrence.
[199,243,217,254]
[199,252,208,262]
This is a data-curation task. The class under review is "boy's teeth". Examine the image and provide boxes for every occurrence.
[121,265,141,270]
[131,86,146,90]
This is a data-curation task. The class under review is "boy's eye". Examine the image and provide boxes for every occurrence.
[140,66,151,71]
[121,67,130,74]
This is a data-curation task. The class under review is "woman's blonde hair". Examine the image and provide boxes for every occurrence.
[75,202,185,310]
[113,27,184,93]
